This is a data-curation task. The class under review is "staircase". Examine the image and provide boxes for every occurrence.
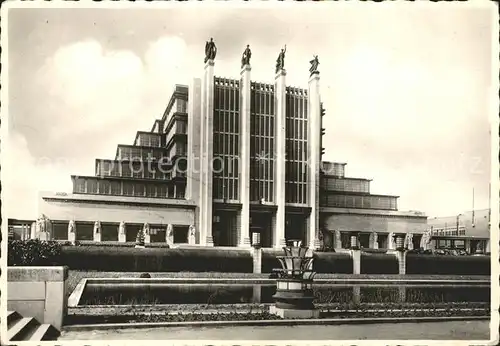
[7,311,59,341]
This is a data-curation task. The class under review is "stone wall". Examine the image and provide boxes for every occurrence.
[7,266,68,331]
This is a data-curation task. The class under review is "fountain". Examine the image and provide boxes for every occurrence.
[269,240,319,318]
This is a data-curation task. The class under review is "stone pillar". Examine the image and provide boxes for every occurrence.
[187,78,202,241]
[253,247,262,274]
[307,71,321,250]
[31,222,36,239]
[273,69,287,249]
[351,249,361,275]
[200,59,215,246]
[334,230,342,249]
[239,64,252,247]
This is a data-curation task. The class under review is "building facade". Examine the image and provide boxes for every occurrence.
[426,209,491,254]
[32,49,428,249]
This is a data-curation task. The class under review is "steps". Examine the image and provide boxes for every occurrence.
[7,310,60,341]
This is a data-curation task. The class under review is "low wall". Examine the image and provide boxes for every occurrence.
[7,266,68,331]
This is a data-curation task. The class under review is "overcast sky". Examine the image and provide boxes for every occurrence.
[3,3,497,219]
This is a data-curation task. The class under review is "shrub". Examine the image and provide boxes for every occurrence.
[60,246,253,272]
[313,252,353,274]
[406,253,490,275]
[261,249,282,273]
[8,239,62,266]
[361,253,398,274]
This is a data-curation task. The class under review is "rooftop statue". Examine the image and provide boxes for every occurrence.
[309,55,319,76]
[241,44,252,68]
[275,45,287,74]
[204,38,217,63]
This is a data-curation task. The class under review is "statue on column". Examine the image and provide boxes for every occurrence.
[241,45,252,68]
[388,232,395,249]
[420,229,432,250]
[93,221,101,234]
[204,37,217,63]
[143,223,150,236]
[166,224,174,244]
[275,45,287,74]
[309,55,319,76]
[188,224,196,245]
[119,221,126,235]
[68,220,76,234]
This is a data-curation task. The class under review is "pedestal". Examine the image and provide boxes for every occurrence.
[274,69,287,248]
[307,71,321,253]
[68,233,76,244]
[253,247,262,274]
[38,232,49,241]
[144,234,151,244]
[239,64,252,248]
[93,233,101,242]
[118,234,126,243]
[351,249,361,275]
[269,305,320,319]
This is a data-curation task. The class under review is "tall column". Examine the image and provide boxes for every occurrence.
[274,69,287,248]
[239,64,252,247]
[307,71,321,249]
[187,78,202,242]
[200,60,215,246]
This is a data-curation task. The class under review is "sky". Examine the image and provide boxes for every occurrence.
[2,2,497,220]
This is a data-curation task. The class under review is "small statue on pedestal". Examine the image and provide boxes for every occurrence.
[204,38,217,63]
[309,55,320,76]
[275,45,287,74]
[93,221,101,234]
[241,45,252,68]
[68,220,76,234]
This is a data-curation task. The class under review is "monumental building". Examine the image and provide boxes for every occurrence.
[17,42,430,249]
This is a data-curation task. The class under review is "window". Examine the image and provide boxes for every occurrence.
[123,183,133,196]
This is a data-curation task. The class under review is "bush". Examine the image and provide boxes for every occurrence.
[261,249,282,273]
[361,253,398,274]
[313,252,353,274]
[60,246,253,272]
[406,253,490,275]
[8,239,62,266]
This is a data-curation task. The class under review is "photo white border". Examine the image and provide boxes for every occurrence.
[0,0,498,345]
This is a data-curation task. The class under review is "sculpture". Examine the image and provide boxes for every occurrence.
[68,220,76,233]
[241,44,252,68]
[334,230,341,248]
[420,229,432,250]
[404,233,414,250]
[275,45,287,74]
[93,221,101,234]
[369,231,378,248]
[204,38,217,63]
[388,232,395,249]
[309,55,319,76]
[189,224,196,236]
[166,224,174,240]
[119,221,126,235]
[143,223,150,236]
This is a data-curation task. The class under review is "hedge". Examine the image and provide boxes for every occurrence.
[313,252,353,274]
[60,246,253,272]
[406,253,490,275]
[360,253,398,274]
[8,239,62,266]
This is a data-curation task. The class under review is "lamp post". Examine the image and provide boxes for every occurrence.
[270,240,319,318]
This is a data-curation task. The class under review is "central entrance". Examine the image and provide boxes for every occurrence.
[250,211,273,248]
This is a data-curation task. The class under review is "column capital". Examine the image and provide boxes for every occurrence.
[308,71,320,83]
[240,64,251,74]
[275,69,287,79]
[205,59,215,68]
